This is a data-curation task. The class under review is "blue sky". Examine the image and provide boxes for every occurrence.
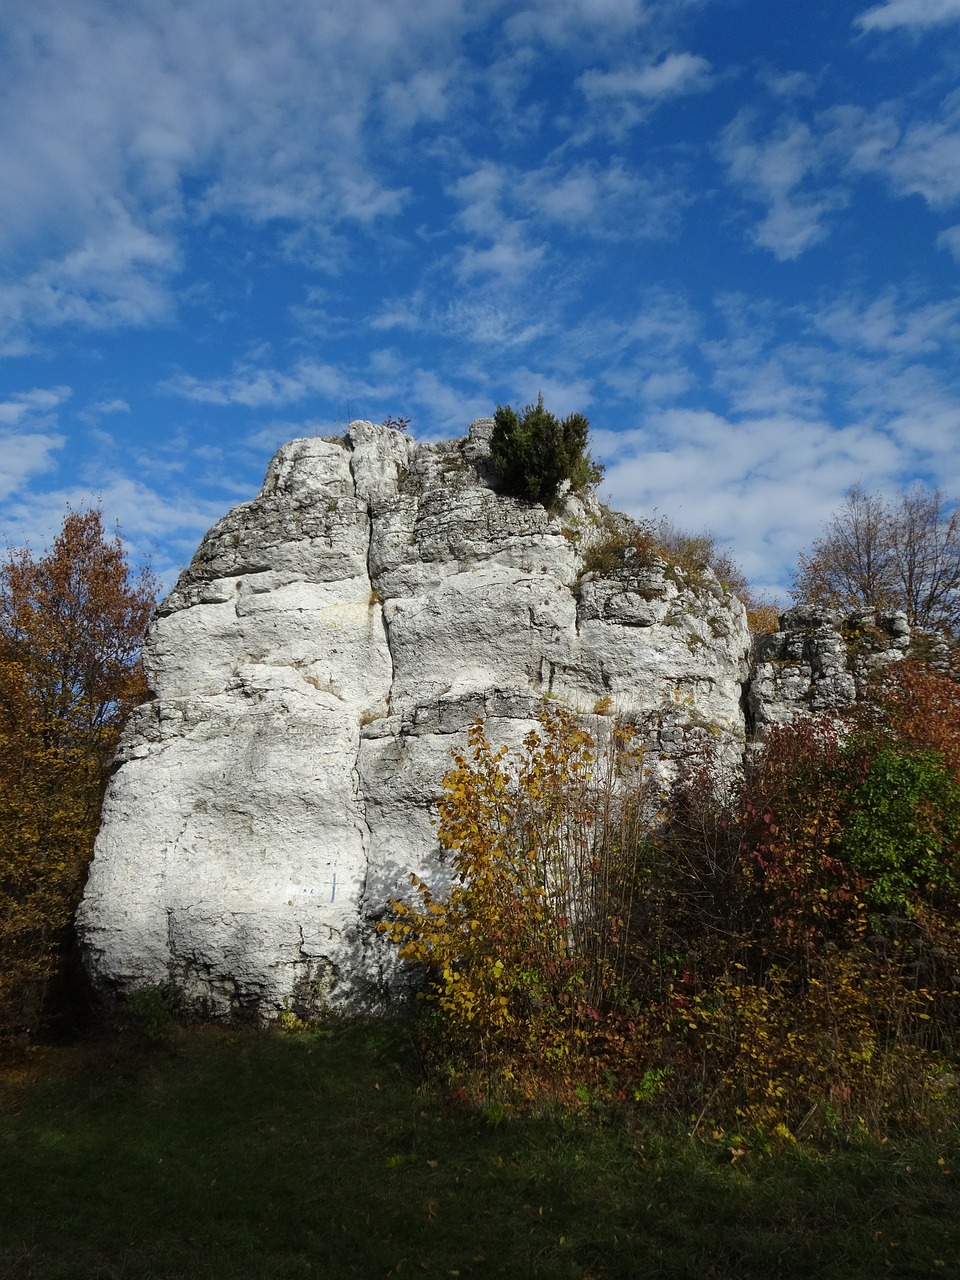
[3,0,960,600]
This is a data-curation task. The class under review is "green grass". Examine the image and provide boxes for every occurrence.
[0,1019,958,1279]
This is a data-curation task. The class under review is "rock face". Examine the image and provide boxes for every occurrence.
[78,421,930,1018]
[78,419,752,1017]
[748,605,911,733]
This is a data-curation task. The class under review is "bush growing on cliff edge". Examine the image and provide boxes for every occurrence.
[491,394,603,506]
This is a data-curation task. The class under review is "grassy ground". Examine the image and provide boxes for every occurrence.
[0,1019,957,1280]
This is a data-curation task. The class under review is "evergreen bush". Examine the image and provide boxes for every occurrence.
[491,394,603,506]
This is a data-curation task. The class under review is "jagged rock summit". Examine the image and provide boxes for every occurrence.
[79,418,754,1016]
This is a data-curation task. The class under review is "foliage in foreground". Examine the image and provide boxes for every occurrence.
[0,509,156,1036]
[383,667,960,1140]
[381,707,648,1096]
[1,1020,958,1280]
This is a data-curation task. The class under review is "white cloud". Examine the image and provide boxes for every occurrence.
[579,52,712,100]
[720,113,845,260]
[813,289,960,357]
[495,369,595,420]
[585,281,960,590]
[373,291,548,348]
[448,164,549,282]
[0,385,71,504]
[515,159,687,239]
[0,386,71,427]
[937,224,960,260]
[78,397,133,427]
[719,93,960,265]
[370,303,427,334]
[856,0,960,31]
[456,235,548,282]
[593,407,910,595]
[161,359,355,409]
[869,118,960,209]
[0,197,181,349]
[0,0,480,347]
[590,289,700,401]
[503,0,650,50]
[380,68,453,131]
[822,100,960,210]
[761,70,819,100]
[0,432,66,504]
[449,164,506,236]
[409,370,490,435]
[446,152,684,292]
[244,421,334,452]
[0,475,229,587]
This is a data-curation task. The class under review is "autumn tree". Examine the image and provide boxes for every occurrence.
[384,679,960,1133]
[0,509,156,1035]
[381,705,647,1099]
[793,483,960,634]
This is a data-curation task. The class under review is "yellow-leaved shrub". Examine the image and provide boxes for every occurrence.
[380,705,647,1100]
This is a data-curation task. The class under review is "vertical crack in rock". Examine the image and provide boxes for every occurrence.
[345,430,398,1001]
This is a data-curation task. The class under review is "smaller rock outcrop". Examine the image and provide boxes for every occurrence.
[748,605,911,732]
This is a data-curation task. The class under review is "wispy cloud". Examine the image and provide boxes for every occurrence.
[0,433,66,506]
[515,159,687,239]
[0,475,228,583]
[822,98,960,210]
[0,0,481,350]
[937,224,960,260]
[503,0,651,51]
[3,0,959,599]
[720,111,848,260]
[856,0,960,32]
[78,397,132,428]
[579,52,712,101]
[161,359,361,409]
[596,404,916,596]
[449,164,548,283]
[812,288,960,357]
[583,276,960,593]
[0,387,71,506]
[0,387,71,427]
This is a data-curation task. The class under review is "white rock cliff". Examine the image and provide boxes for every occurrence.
[79,419,754,1016]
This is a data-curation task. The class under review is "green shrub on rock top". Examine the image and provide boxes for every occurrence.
[491,394,603,506]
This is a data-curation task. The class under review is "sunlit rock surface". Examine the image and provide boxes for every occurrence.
[79,419,753,1017]
[747,605,911,733]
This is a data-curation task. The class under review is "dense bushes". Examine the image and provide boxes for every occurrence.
[491,394,603,506]
[383,662,960,1140]
[380,706,648,1096]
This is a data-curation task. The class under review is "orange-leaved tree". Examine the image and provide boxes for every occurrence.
[0,509,156,1035]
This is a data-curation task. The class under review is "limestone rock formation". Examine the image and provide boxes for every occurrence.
[748,605,911,733]
[78,419,751,1017]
